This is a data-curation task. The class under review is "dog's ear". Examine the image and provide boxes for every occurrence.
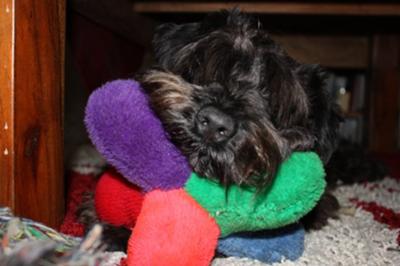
[295,64,343,162]
[263,56,310,129]
[152,22,200,68]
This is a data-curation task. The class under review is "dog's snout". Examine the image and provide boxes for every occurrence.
[196,106,236,142]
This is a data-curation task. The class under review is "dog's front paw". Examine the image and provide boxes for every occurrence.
[301,192,339,230]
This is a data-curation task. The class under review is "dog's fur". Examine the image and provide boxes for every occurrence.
[140,9,342,189]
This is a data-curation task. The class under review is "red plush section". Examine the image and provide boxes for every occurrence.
[127,189,220,266]
[60,172,97,236]
[95,169,144,228]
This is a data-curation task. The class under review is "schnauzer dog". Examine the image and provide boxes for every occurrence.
[141,10,340,192]
[138,9,344,230]
[80,9,386,249]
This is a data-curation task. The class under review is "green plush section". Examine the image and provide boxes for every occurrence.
[184,152,326,237]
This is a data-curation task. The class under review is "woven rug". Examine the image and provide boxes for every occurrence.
[212,177,400,266]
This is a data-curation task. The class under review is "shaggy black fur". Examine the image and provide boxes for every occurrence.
[140,9,342,190]
[326,139,388,187]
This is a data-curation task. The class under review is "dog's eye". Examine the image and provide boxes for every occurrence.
[218,128,226,135]
[201,118,209,126]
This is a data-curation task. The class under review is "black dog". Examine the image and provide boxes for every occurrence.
[140,9,342,227]
[80,9,385,249]
[142,10,342,188]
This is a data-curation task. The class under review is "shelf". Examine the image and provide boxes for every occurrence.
[343,112,363,119]
[273,35,369,69]
[132,2,400,16]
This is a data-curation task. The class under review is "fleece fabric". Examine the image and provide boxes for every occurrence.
[94,169,306,264]
[60,172,97,236]
[217,223,305,263]
[85,79,191,192]
[127,189,220,266]
[95,169,143,228]
[185,152,326,237]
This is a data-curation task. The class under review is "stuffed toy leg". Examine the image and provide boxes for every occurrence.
[85,80,326,265]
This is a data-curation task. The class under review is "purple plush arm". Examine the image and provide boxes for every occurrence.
[85,79,191,191]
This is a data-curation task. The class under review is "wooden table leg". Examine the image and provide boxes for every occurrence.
[0,0,65,228]
[369,35,400,153]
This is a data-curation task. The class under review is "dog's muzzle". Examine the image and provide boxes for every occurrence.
[195,106,236,143]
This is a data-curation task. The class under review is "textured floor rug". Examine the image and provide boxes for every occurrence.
[99,178,400,266]
[212,177,400,266]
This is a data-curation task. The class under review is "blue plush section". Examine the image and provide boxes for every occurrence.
[217,223,304,263]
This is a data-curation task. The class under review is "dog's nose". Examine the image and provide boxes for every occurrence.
[196,106,236,142]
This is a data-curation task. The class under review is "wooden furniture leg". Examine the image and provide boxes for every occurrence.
[0,0,65,228]
[369,35,400,152]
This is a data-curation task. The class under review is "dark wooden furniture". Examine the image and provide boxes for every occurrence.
[0,0,398,228]
[132,1,400,16]
[369,35,400,152]
[0,0,65,228]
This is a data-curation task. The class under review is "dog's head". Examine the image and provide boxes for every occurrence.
[141,10,315,188]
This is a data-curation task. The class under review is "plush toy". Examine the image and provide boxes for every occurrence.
[85,79,326,266]
[94,169,306,263]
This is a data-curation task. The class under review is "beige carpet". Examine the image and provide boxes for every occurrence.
[212,177,400,266]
